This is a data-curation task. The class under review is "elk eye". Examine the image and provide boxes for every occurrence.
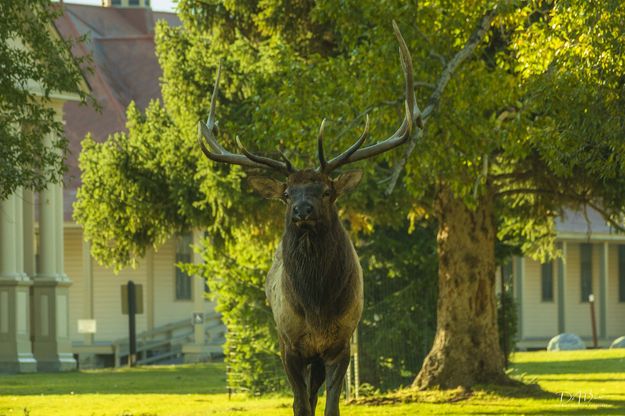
[322,190,331,198]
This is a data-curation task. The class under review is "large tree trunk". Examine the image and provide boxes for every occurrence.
[414,187,508,389]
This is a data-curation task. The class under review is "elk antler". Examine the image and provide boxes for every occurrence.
[197,62,295,175]
[317,21,422,173]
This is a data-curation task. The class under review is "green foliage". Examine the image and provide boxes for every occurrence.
[195,230,287,393]
[75,0,625,391]
[74,102,209,271]
[0,0,90,199]
[494,1,625,261]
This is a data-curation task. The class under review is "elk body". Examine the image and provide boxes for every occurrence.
[198,23,420,416]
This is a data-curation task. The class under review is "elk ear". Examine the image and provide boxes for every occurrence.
[248,176,285,199]
[333,170,363,196]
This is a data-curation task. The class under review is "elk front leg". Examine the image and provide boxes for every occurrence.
[308,357,326,415]
[281,341,311,416]
[323,344,350,416]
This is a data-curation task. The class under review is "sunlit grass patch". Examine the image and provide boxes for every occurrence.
[0,349,624,415]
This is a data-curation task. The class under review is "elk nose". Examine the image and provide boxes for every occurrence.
[293,203,313,220]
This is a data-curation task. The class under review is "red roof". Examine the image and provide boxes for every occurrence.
[54,3,180,221]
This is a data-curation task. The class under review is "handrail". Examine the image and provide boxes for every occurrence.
[112,318,191,346]
[111,312,223,367]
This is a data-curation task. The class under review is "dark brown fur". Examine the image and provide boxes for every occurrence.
[281,184,358,330]
[252,169,363,416]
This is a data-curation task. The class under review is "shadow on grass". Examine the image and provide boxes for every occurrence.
[351,379,554,406]
[352,379,625,415]
[481,382,625,414]
[531,376,625,383]
[0,363,228,395]
[472,398,625,416]
[478,379,554,399]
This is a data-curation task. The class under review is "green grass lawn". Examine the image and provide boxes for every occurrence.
[1,349,624,415]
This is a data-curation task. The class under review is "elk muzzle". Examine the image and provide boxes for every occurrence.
[292,201,315,225]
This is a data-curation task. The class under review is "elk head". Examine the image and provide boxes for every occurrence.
[198,22,421,228]
[246,169,363,234]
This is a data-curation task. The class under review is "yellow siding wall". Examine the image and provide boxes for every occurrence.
[65,229,213,342]
[522,258,558,337]
[65,228,84,341]
[564,243,583,335]
[564,243,601,337]
[92,254,149,342]
[152,240,209,327]
[607,245,625,337]
[153,240,184,326]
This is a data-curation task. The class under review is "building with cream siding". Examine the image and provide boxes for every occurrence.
[513,209,625,349]
[1,18,89,372]
[1,2,223,373]
[54,2,224,367]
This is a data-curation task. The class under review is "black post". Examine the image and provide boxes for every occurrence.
[128,280,137,366]
[589,294,598,349]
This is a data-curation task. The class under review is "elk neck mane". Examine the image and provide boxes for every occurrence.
[281,209,357,327]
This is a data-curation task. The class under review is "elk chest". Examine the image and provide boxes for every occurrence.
[265,242,363,359]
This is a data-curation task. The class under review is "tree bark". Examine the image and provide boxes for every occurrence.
[414,186,508,389]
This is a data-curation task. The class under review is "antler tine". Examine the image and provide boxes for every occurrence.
[198,62,293,175]
[321,22,421,173]
[323,115,370,172]
[235,136,293,173]
[277,148,295,173]
[317,118,327,171]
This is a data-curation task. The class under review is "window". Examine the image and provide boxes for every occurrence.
[541,262,554,302]
[619,245,625,303]
[111,0,121,5]
[129,0,139,6]
[580,243,593,302]
[145,0,150,6]
[175,233,193,301]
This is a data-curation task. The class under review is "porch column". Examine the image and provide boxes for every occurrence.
[22,190,35,277]
[31,100,76,372]
[0,190,37,372]
[599,242,608,339]
[557,242,566,333]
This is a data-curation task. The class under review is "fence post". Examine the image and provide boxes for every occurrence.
[353,329,360,399]
[345,361,352,401]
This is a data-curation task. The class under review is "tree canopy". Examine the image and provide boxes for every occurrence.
[75,0,625,390]
[0,0,89,200]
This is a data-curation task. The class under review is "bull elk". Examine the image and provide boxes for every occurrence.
[198,22,419,416]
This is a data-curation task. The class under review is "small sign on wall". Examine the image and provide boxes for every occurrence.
[78,319,97,334]
[192,312,204,325]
